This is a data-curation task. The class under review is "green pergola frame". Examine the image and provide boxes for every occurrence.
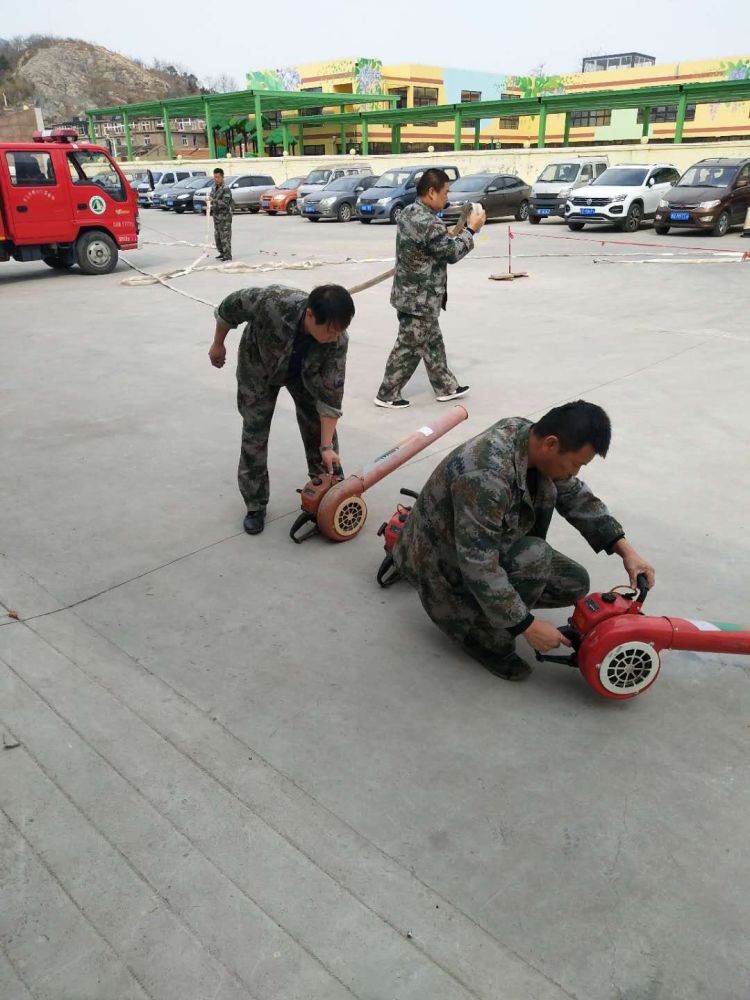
[87,88,397,160]
[88,78,750,159]
[262,79,750,152]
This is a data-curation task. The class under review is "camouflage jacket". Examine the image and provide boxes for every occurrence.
[215,285,349,419]
[390,199,474,319]
[394,417,625,632]
[210,182,233,217]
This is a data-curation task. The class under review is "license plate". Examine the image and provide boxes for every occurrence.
[360,204,373,213]
[670,211,690,221]
[536,208,551,216]
[305,205,316,213]
[581,208,596,215]
[166,199,174,206]
[261,200,269,207]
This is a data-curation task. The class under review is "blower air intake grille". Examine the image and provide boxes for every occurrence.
[599,641,661,696]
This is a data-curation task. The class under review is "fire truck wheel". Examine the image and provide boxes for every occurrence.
[43,253,74,270]
[76,231,118,275]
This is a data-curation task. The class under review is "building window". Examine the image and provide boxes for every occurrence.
[181,135,189,145]
[499,115,519,129]
[570,109,612,127]
[389,87,408,109]
[582,52,655,73]
[461,90,481,128]
[266,110,282,128]
[301,87,323,117]
[303,144,325,155]
[413,86,438,107]
[637,104,696,123]
[144,135,151,145]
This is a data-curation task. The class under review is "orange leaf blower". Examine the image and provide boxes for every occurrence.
[289,405,468,543]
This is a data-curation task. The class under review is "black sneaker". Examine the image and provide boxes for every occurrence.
[215,254,224,259]
[436,386,470,402]
[243,510,266,535]
[463,642,532,681]
[374,396,410,409]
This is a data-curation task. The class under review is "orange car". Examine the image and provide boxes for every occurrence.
[259,176,305,215]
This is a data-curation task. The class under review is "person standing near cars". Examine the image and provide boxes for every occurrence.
[209,167,233,262]
[374,168,486,409]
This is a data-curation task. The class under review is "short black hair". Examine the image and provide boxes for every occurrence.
[307,284,355,330]
[531,401,612,457]
[213,167,224,176]
[417,168,450,197]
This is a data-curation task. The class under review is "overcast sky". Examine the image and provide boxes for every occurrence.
[3,0,748,87]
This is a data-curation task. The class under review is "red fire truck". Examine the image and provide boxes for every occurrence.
[0,128,139,274]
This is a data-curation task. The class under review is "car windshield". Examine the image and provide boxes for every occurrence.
[677,164,737,188]
[450,175,492,191]
[326,177,357,191]
[181,176,208,190]
[592,168,648,187]
[537,163,580,183]
[280,177,304,189]
[305,170,331,184]
[375,171,412,188]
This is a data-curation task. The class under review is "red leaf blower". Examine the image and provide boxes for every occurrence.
[537,575,750,699]
[289,405,469,544]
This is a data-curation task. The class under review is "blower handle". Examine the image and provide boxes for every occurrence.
[400,488,419,500]
[635,573,650,606]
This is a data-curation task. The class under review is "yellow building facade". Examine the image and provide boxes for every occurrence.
[247,53,750,155]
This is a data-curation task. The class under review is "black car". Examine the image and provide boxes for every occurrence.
[164,175,214,214]
[302,175,379,222]
[442,173,531,223]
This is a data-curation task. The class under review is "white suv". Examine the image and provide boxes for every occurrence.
[565,164,681,233]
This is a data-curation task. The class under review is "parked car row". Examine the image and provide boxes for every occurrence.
[138,154,750,237]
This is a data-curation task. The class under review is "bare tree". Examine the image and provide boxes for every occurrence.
[203,73,238,94]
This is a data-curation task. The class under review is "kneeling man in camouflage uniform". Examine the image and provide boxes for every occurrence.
[209,284,355,535]
[393,401,656,680]
[374,168,486,409]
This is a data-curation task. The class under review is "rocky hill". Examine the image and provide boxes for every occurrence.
[0,36,205,121]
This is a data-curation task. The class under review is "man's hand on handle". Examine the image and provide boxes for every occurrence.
[523,619,571,654]
[320,447,340,475]
[612,539,656,590]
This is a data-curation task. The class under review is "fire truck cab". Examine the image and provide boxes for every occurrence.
[0,128,139,275]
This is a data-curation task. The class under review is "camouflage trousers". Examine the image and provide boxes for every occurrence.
[377,312,458,401]
[409,536,590,657]
[214,212,232,259]
[236,369,339,513]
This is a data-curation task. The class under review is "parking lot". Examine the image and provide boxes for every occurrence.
[1,207,749,1000]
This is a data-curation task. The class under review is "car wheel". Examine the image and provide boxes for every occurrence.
[360,218,372,224]
[175,206,185,214]
[528,214,541,225]
[287,200,297,215]
[250,207,260,214]
[389,204,403,224]
[337,202,353,222]
[567,222,585,232]
[621,202,643,233]
[654,225,670,235]
[307,217,320,222]
[42,252,74,270]
[711,211,730,237]
[75,231,118,275]
[515,200,529,222]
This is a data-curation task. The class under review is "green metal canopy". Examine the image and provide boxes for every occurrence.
[87,78,750,158]
[86,87,396,159]
[265,78,750,151]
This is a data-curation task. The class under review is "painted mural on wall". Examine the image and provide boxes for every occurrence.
[246,67,302,91]
[246,59,383,94]
[503,73,569,98]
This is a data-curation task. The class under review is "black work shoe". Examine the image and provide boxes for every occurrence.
[374,396,410,408]
[243,510,266,535]
[436,385,470,402]
[464,643,532,681]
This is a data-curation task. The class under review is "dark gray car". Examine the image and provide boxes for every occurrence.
[442,173,531,224]
[302,175,379,222]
